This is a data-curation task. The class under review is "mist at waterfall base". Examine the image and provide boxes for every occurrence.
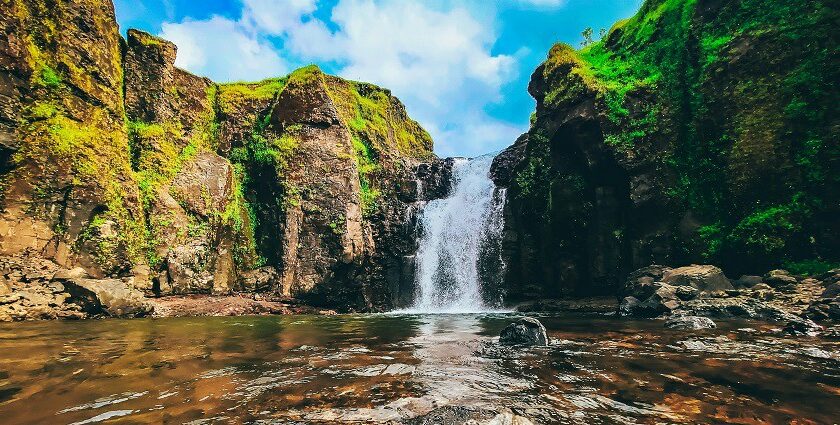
[399,154,509,314]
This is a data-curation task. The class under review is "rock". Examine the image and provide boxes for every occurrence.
[675,286,700,301]
[783,317,823,336]
[165,242,215,294]
[414,158,457,201]
[735,275,764,287]
[765,269,798,288]
[664,316,717,330]
[619,296,642,316]
[821,283,840,299]
[622,265,670,299]
[51,267,90,281]
[170,152,234,218]
[499,317,548,346]
[662,265,734,293]
[238,266,280,292]
[64,279,152,318]
[490,133,528,187]
[0,279,10,296]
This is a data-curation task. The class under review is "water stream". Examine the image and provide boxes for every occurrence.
[1,315,838,424]
[408,155,507,313]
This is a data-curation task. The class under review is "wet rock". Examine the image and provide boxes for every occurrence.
[662,265,734,293]
[414,158,457,201]
[620,282,681,317]
[765,269,798,288]
[500,317,548,346]
[665,316,717,330]
[403,407,533,425]
[783,317,823,336]
[64,279,152,318]
[490,133,528,187]
[622,265,669,300]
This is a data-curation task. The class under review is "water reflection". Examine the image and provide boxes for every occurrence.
[0,314,838,424]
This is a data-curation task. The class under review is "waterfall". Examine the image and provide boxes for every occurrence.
[407,154,507,313]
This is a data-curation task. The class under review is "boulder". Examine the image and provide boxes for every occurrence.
[664,316,717,330]
[619,282,681,317]
[662,265,733,292]
[51,267,90,281]
[783,317,823,336]
[735,275,763,288]
[239,266,280,292]
[165,242,214,294]
[764,269,798,288]
[499,317,548,346]
[622,265,670,299]
[64,279,152,317]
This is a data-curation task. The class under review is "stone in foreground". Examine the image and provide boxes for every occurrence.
[664,316,717,330]
[499,317,548,346]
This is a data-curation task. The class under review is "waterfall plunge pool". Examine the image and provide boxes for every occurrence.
[1,313,839,424]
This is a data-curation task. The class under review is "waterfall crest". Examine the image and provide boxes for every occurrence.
[407,154,506,313]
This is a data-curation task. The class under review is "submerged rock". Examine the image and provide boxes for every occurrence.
[664,316,717,330]
[499,317,548,346]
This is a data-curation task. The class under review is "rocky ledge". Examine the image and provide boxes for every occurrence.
[619,263,839,334]
[0,254,330,321]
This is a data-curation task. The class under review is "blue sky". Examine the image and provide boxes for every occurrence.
[114,0,642,157]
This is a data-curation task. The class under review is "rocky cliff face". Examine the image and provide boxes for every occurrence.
[0,0,438,315]
[494,0,839,300]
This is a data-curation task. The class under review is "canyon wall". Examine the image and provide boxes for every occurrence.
[0,0,442,312]
[493,0,839,300]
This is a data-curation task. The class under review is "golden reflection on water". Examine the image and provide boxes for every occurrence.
[0,314,838,424]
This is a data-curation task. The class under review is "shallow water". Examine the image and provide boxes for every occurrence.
[0,314,839,424]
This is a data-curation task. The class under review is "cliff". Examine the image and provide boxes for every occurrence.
[494,0,839,299]
[0,0,437,316]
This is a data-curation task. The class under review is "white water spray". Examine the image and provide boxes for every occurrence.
[407,154,507,313]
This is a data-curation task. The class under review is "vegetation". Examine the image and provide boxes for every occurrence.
[515,0,839,273]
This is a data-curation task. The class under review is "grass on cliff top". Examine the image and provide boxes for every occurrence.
[217,77,288,115]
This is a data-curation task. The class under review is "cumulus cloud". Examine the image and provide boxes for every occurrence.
[160,16,286,82]
[157,0,525,157]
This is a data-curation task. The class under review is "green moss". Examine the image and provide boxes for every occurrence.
[217,77,287,115]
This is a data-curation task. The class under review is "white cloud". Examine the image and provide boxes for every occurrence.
[159,16,286,82]
[156,0,525,157]
[241,0,318,34]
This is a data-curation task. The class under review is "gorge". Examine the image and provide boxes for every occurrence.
[0,0,839,423]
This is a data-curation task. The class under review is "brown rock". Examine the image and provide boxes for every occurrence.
[662,265,734,293]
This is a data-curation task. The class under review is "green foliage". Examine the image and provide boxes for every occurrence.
[37,64,61,88]
[783,259,839,276]
[217,77,287,115]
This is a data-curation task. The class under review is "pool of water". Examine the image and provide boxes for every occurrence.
[0,314,839,424]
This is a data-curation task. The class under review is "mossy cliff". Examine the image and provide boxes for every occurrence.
[493,0,839,299]
[0,1,435,311]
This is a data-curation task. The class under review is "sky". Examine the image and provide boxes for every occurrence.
[114,0,643,157]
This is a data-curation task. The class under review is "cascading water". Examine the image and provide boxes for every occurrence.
[408,154,507,313]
